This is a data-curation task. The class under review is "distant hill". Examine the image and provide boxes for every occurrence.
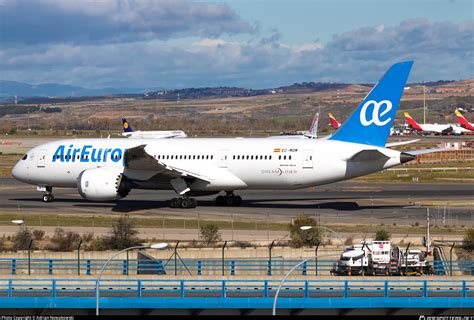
[144,82,349,100]
[0,80,148,99]
[1,78,472,102]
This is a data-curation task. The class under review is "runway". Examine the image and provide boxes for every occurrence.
[1,178,473,227]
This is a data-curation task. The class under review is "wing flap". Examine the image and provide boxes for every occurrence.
[124,145,210,182]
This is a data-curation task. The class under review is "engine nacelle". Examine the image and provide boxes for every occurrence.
[77,167,129,201]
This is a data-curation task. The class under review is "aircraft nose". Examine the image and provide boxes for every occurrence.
[11,160,27,182]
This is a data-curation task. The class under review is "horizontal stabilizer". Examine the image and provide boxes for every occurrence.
[404,147,450,156]
[385,139,419,147]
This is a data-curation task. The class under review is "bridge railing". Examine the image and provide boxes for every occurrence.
[0,258,472,276]
[0,279,471,299]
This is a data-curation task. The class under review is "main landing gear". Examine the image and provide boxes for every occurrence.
[169,196,197,209]
[42,186,54,202]
[216,192,242,207]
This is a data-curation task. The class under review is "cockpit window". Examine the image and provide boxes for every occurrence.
[21,154,28,160]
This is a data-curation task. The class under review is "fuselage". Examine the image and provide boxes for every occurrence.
[122,130,187,139]
[417,123,469,135]
[12,137,404,192]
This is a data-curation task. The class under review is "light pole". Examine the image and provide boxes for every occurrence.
[96,242,168,316]
[299,225,345,247]
[272,253,338,316]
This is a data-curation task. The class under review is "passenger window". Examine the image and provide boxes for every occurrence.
[279,155,281,160]
[289,155,291,160]
[22,154,28,160]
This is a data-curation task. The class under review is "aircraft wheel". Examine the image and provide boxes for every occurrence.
[225,196,234,206]
[42,194,54,202]
[181,198,190,208]
[216,196,225,206]
[188,198,197,208]
[233,195,242,206]
[170,198,180,208]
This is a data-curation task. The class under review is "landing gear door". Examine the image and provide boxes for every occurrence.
[217,150,229,168]
[37,149,47,168]
[302,149,313,169]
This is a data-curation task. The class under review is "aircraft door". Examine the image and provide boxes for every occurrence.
[37,149,47,168]
[217,150,229,168]
[302,149,313,169]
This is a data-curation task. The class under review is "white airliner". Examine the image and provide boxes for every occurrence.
[121,118,187,139]
[404,112,470,135]
[12,61,432,208]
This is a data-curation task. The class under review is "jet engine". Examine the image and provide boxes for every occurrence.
[77,167,130,201]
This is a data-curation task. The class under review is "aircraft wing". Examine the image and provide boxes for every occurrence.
[124,144,210,182]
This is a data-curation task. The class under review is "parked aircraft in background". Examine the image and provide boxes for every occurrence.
[455,110,474,131]
[13,61,438,209]
[404,112,470,135]
[328,112,341,129]
[328,112,404,137]
[277,112,320,139]
[121,118,187,139]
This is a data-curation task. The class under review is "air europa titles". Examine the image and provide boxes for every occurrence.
[52,145,123,163]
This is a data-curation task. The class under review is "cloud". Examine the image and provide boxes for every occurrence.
[0,0,256,45]
[0,18,472,88]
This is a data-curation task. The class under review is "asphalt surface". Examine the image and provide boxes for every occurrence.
[1,178,473,227]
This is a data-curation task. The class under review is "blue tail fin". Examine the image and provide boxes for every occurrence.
[122,118,133,133]
[329,61,413,147]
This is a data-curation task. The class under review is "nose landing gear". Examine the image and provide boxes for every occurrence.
[41,186,54,202]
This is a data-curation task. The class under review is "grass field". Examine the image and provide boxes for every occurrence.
[0,154,20,178]
[0,212,467,235]
[354,161,474,183]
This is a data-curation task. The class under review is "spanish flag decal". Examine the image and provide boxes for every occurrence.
[273,148,281,152]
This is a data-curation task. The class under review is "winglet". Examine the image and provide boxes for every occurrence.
[329,61,414,146]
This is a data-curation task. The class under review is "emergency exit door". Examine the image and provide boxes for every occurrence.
[37,149,47,168]
[302,149,313,168]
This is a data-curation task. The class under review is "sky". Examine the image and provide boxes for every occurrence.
[0,0,473,89]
